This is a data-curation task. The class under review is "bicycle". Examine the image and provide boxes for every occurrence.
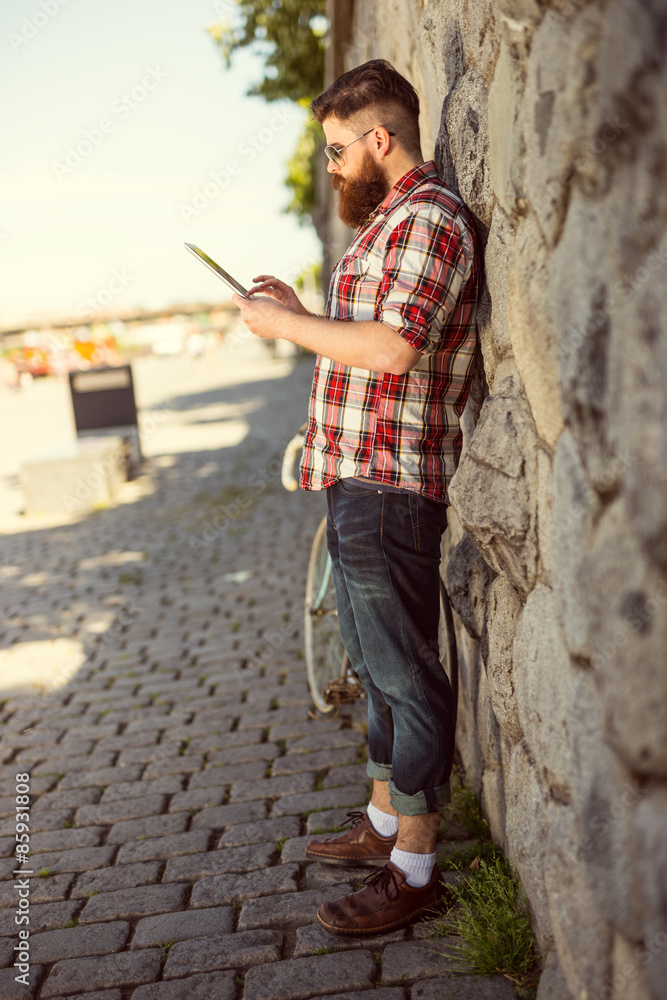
[281,427,459,721]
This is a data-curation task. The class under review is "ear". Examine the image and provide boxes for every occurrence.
[371,126,392,160]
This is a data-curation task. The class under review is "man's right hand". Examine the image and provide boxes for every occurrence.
[248,274,311,315]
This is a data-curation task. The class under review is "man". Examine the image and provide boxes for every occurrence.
[234,58,480,934]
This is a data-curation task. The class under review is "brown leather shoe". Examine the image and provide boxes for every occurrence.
[304,810,397,866]
[317,860,451,935]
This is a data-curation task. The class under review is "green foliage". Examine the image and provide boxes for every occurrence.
[284,115,321,224]
[207,1,327,226]
[207,1,327,104]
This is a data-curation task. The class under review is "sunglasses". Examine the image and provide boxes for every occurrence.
[324,126,396,167]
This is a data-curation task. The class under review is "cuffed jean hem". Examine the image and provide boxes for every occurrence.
[388,777,452,816]
[366,758,393,782]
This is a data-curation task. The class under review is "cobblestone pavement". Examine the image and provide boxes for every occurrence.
[0,344,518,999]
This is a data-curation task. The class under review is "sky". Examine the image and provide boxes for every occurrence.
[0,0,323,326]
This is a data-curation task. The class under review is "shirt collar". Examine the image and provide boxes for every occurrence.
[365,160,439,224]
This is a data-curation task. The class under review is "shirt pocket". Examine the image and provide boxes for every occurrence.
[330,256,373,321]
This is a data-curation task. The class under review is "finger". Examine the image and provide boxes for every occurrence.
[252,274,277,283]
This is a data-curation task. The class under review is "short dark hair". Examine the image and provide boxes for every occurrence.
[310,59,422,161]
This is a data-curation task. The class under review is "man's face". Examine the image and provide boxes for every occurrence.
[323,118,391,229]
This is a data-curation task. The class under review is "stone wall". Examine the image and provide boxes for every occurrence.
[326,2,667,998]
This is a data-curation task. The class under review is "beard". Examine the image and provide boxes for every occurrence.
[332,150,391,228]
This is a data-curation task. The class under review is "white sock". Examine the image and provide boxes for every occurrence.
[366,801,399,837]
[390,847,437,887]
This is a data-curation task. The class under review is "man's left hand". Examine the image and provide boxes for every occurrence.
[232,293,289,340]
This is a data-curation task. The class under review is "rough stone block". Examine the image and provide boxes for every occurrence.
[285,731,366,755]
[25,846,117,875]
[237,884,353,930]
[131,905,233,948]
[0,899,82,937]
[163,930,282,978]
[0,965,45,998]
[230,772,317,803]
[217,816,301,847]
[107,811,189,844]
[293,920,405,957]
[40,949,163,997]
[130,971,237,1000]
[115,830,211,864]
[412,975,520,998]
[272,784,368,817]
[381,939,467,983]
[271,747,358,776]
[191,862,299,907]
[78,883,188,923]
[189,800,268,829]
[206,743,282,767]
[58,764,143,789]
[243,949,375,1000]
[30,920,130,964]
[163,843,276,882]
[29,826,106,854]
[71,861,162,898]
[75,794,168,826]
[268,719,343,742]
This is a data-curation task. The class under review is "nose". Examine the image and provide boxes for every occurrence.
[327,157,341,174]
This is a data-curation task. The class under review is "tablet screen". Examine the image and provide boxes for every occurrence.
[184,243,249,298]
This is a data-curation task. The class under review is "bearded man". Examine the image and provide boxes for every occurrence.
[234,58,481,934]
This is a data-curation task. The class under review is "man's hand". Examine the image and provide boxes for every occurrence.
[248,274,311,315]
[232,292,290,341]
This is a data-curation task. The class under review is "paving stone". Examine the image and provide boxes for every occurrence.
[237,884,353,930]
[412,978,519,999]
[72,861,163,898]
[59,724,122,741]
[29,825,106,854]
[188,759,267,789]
[163,843,276,882]
[285,731,367,755]
[238,707,311,731]
[380,940,467,983]
[307,992,404,1000]
[0,899,82,937]
[217,816,301,847]
[306,809,360,835]
[60,764,143,790]
[191,862,299,907]
[186,729,264,753]
[40,948,163,997]
[163,929,282,979]
[28,752,117,772]
[0,965,45,998]
[117,745,184,765]
[75,793,168,825]
[271,747,358,776]
[27,845,117,875]
[32,787,100,812]
[272,785,368,818]
[78,883,188,923]
[131,969,237,1000]
[107,811,189,843]
[205,743,282,767]
[0,872,75,906]
[1,729,66,747]
[124,713,193,734]
[230,772,317,803]
[189,800,268,829]
[103,775,186,799]
[30,920,130,964]
[293,920,406,957]
[115,829,211,864]
[142,756,205,778]
[131,904,233,948]
[95,732,160,752]
[42,993,121,1000]
[243,949,375,1000]
[322,764,368,788]
[279,835,318,862]
[268,719,343,743]
[166,786,226,813]
[303,863,371,890]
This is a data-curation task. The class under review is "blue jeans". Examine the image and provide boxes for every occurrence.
[326,479,455,815]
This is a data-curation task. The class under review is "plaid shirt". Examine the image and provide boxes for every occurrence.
[299,161,480,504]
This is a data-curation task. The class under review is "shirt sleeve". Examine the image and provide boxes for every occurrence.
[375,208,473,355]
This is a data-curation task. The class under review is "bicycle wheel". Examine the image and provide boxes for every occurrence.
[438,577,459,732]
[304,516,347,713]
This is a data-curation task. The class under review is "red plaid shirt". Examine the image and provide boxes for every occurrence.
[299,161,480,504]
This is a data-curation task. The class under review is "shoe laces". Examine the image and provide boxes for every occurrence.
[360,864,402,901]
[340,810,366,830]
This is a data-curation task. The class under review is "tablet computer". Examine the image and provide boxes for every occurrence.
[184,243,249,298]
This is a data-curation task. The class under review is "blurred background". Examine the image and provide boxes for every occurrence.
[0,0,328,379]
